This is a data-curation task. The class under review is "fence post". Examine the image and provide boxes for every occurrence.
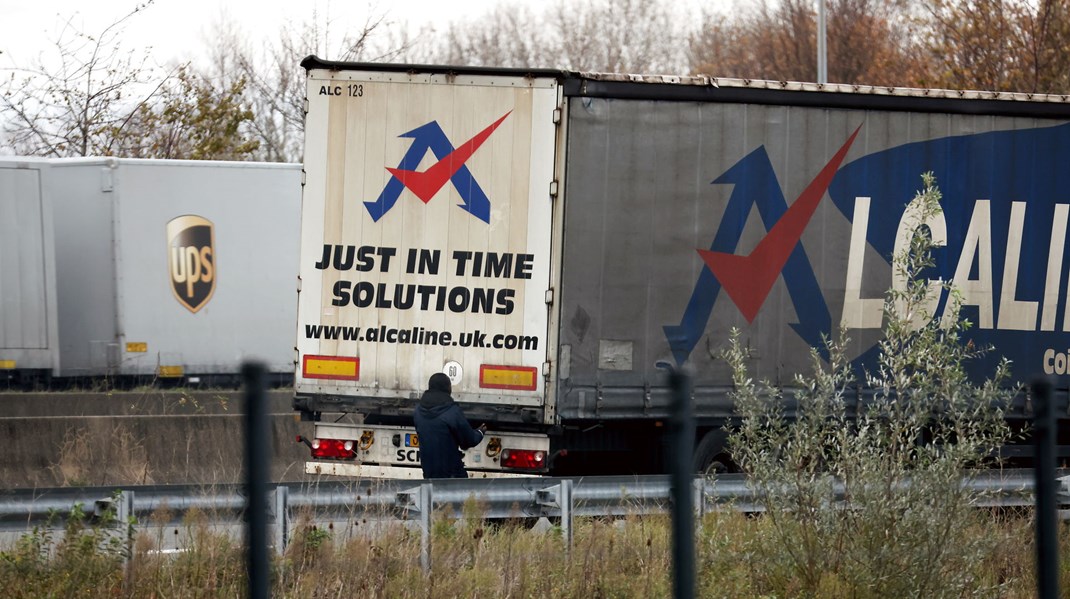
[118,490,134,574]
[692,477,705,519]
[536,480,574,551]
[397,483,434,573]
[1031,376,1059,599]
[273,485,288,556]
[560,479,573,550]
[419,483,433,573]
[242,362,270,599]
[668,368,696,599]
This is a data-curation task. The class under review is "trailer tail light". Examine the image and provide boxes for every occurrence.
[479,365,537,390]
[500,448,546,470]
[310,438,356,460]
[302,355,359,380]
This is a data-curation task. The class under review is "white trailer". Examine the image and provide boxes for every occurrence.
[47,159,302,382]
[294,60,560,477]
[295,59,1070,478]
[0,158,60,382]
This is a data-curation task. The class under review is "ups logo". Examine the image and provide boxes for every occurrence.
[166,215,215,313]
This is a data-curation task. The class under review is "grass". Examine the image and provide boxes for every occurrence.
[50,422,154,487]
[2,502,1068,598]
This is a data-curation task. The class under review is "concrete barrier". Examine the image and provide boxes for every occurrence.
[0,389,291,417]
[0,391,315,488]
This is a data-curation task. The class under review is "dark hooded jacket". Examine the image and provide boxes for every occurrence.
[413,373,484,479]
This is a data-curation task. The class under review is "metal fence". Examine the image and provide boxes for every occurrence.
[2,470,1067,561]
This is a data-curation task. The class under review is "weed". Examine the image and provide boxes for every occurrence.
[49,422,153,487]
[0,501,1061,598]
[724,174,1019,599]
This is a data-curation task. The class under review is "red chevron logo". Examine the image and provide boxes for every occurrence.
[698,126,862,322]
[387,111,511,203]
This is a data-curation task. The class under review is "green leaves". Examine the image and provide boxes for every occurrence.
[115,66,258,160]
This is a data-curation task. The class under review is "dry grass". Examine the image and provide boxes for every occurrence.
[50,422,153,487]
[2,503,1068,598]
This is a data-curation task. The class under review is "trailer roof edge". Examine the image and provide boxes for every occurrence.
[300,56,1070,118]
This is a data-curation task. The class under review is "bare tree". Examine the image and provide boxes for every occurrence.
[547,0,688,73]
[825,0,930,85]
[921,0,1028,91]
[688,0,1070,93]
[418,0,689,73]
[430,4,549,67]
[689,0,926,86]
[1025,0,1070,93]
[227,7,406,162]
[0,2,168,156]
[921,0,1070,93]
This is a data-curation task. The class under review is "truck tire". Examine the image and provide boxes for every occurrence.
[693,429,733,475]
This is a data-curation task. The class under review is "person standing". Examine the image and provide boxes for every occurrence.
[413,372,486,479]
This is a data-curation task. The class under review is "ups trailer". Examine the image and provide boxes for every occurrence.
[3,158,302,387]
[293,58,1070,478]
[0,158,60,385]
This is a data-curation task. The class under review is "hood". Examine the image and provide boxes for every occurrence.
[428,372,451,393]
[418,373,454,417]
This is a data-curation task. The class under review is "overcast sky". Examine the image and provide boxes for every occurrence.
[0,0,519,67]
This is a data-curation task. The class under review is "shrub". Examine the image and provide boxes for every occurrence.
[0,501,128,598]
[725,173,1016,598]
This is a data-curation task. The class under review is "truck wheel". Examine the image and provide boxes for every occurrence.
[693,430,733,475]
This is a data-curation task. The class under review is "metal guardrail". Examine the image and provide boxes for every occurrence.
[1,470,1067,560]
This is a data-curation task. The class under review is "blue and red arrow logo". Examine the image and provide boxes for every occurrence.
[664,120,1070,377]
[365,111,512,223]
[665,126,861,365]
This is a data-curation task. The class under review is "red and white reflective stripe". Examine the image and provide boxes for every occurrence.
[479,364,537,390]
[302,355,360,380]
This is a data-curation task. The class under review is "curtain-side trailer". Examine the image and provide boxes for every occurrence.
[294,58,1070,478]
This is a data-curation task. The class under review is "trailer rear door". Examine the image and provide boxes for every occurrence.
[297,67,559,410]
